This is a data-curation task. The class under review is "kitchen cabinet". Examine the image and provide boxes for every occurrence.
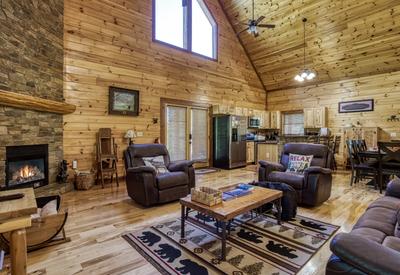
[303,107,326,128]
[246,141,255,163]
[257,143,279,163]
[260,111,271,129]
[270,111,281,129]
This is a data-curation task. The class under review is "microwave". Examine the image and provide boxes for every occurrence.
[248,117,261,128]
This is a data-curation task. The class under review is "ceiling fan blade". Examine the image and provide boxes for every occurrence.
[258,24,276,28]
[237,27,250,36]
[255,16,265,25]
[233,21,250,26]
[254,32,259,38]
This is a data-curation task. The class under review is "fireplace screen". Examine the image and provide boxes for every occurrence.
[8,159,45,186]
[6,144,48,189]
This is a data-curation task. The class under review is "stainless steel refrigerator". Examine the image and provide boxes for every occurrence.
[213,115,247,169]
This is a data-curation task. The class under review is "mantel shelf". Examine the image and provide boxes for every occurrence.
[0,90,76,115]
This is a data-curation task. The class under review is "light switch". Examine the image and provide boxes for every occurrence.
[136,131,143,137]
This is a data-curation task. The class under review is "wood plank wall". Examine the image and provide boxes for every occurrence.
[63,0,266,173]
[267,71,400,162]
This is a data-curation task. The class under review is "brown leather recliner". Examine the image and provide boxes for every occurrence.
[259,143,332,206]
[124,144,195,207]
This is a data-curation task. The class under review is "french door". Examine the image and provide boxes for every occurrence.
[165,104,209,166]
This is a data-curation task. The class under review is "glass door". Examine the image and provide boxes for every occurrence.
[165,104,209,165]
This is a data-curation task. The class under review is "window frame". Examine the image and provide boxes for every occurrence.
[152,0,218,61]
[283,111,305,136]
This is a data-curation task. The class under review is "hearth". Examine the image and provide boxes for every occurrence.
[5,144,48,189]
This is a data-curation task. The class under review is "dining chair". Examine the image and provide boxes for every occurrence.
[377,142,400,193]
[330,135,341,170]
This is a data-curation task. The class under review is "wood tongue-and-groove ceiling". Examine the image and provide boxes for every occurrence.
[219,0,400,91]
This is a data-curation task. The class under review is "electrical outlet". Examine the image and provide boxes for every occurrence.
[136,131,143,137]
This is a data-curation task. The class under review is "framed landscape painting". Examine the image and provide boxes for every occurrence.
[109,87,139,116]
[338,99,374,113]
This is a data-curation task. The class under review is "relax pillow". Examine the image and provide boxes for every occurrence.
[286,153,313,173]
[143,155,169,174]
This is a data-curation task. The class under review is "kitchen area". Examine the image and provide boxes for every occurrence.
[212,104,329,168]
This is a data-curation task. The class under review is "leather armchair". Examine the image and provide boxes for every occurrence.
[326,179,400,275]
[124,144,195,207]
[259,143,332,206]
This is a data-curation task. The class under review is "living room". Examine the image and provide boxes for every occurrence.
[0,0,399,274]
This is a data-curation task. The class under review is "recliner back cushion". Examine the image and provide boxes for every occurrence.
[127,144,171,168]
[281,143,329,168]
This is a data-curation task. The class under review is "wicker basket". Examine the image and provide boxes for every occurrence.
[74,171,94,190]
[191,187,222,206]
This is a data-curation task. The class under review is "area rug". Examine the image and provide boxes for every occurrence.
[122,212,339,275]
[195,168,221,175]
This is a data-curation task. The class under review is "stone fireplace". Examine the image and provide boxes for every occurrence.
[5,144,49,189]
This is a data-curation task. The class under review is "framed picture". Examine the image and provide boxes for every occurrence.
[109,87,139,116]
[338,99,374,113]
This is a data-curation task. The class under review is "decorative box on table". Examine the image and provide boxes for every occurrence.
[191,187,222,206]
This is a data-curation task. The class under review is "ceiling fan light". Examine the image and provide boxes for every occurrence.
[294,75,304,82]
[300,71,308,78]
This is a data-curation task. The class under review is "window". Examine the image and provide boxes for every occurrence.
[153,0,217,59]
[283,112,304,135]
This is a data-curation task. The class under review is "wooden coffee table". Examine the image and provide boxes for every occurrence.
[179,186,282,260]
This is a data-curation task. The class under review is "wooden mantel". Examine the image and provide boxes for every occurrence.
[0,90,76,115]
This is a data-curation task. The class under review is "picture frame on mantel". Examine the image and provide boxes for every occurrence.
[338,99,374,113]
[108,86,139,116]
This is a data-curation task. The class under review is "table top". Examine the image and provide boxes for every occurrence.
[0,188,37,221]
[180,186,282,221]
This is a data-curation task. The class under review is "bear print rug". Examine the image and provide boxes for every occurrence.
[122,212,339,275]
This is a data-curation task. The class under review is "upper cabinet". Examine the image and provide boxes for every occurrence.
[269,111,281,129]
[304,107,326,128]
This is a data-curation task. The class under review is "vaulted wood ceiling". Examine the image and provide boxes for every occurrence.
[220,0,400,91]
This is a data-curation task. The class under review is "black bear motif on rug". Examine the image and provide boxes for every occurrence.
[237,229,263,244]
[266,240,298,259]
[300,219,327,231]
[154,243,182,263]
[195,212,215,223]
[137,231,161,247]
[176,259,209,275]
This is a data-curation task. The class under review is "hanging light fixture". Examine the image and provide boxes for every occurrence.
[294,18,316,82]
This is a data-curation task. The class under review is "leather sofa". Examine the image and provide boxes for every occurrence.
[124,144,195,206]
[258,143,332,206]
[326,179,400,275]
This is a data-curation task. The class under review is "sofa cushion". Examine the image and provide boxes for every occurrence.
[351,227,387,244]
[368,196,400,211]
[354,207,397,236]
[143,155,169,174]
[267,171,304,189]
[382,236,400,252]
[157,171,188,190]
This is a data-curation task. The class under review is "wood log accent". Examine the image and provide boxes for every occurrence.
[0,90,76,115]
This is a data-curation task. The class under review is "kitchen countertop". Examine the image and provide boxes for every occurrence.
[247,140,279,144]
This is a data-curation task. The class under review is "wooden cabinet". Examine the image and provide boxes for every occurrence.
[257,143,279,163]
[270,111,281,129]
[260,111,271,129]
[303,107,326,128]
[246,141,255,163]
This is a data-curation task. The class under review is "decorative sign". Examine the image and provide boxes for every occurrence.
[109,87,139,116]
[338,99,374,113]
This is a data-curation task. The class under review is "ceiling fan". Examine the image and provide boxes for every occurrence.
[236,0,275,37]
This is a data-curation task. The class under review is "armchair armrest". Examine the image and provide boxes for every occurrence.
[331,233,400,275]
[385,179,400,198]
[127,166,156,175]
[168,160,194,172]
[304,166,332,175]
[258,160,285,171]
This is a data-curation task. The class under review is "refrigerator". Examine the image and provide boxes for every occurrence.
[213,115,247,169]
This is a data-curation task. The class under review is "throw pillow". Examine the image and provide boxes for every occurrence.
[286,153,313,173]
[143,155,169,174]
[31,208,42,220]
[40,199,58,217]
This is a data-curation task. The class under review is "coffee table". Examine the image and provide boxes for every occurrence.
[179,186,282,260]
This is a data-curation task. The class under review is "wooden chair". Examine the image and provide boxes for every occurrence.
[0,195,69,251]
[96,128,119,188]
[377,142,400,193]
[329,135,341,170]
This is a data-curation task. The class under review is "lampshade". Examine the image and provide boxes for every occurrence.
[124,129,136,139]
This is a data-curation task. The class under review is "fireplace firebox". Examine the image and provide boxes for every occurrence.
[6,144,49,189]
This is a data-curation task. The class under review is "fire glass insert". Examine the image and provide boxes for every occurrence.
[6,144,48,189]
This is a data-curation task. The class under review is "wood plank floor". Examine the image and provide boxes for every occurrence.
[26,167,381,275]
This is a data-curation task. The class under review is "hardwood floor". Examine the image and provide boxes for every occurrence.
[26,167,381,275]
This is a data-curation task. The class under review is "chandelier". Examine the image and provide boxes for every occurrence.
[294,18,316,82]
